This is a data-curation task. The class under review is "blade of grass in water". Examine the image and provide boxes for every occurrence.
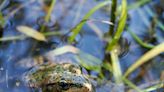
[127,0,163,32]
[74,55,101,73]
[0,0,9,11]
[102,61,112,72]
[126,0,159,33]
[143,82,164,92]
[0,35,26,41]
[106,0,127,51]
[156,20,164,31]
[124,42,164,77]
[137,8,150,28]
[73,0,86,26]
[127,0,150,10]
[0,31,66,41]
[44,0,56,22]
[41,0,56,32]
[0,12,5,27]
[108,0,117,36]
[111,49,123,84]
[122,77,143,92]
[68,1,111,43]
[127,29,155,49]
[17,26,47,41]
[117,0,151,17]
[144,6,164,31]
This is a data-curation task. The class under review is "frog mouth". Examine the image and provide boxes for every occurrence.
[45,82,83,91]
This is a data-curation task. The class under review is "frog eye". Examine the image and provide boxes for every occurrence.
[59,82,69,90]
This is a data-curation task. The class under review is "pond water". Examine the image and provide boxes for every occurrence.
[0,0,163,92]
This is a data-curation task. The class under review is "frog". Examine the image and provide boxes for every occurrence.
[23,63,94,92]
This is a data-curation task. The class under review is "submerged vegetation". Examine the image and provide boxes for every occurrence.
[0,0,164,92]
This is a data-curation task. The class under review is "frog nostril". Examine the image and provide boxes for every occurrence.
[59,82,69,90]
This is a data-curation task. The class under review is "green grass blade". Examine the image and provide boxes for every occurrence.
[143,82,164,92]
[41,0,56,32]
[128,29,155,49]
[0,35,26,41]
[122,77,143,92]
[128,0,150,10]
[68,1,111,43]
[44,0,56,22]
[74,55,101,73]
[144,5,164,31]
[17,26,47,41]
[102,61,112,72]
[0,31,65,42]
[128,0,163,31]
[124,42,164,77]
[106,0,127,51]
[156,19,164,31]
[108,0,117,36]
[0,12,5,27]
[111,49,123,83]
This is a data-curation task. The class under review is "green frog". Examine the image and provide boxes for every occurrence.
[23,63,94,92]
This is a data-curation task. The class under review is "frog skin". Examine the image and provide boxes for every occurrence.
[23,63,94,92]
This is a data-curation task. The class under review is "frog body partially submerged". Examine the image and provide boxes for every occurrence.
[23,63,94,92]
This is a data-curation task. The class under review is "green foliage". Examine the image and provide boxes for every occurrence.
[0,12,5,27]
[41,0,56,32]
[128,0,164,31]
[0,31,65,41]
[122,77,143,92]
[108,0,117,36]
[68,1,111,43]
[75,54,102,73]
[102,62,112,72]
[110,49,123,83]
[0,35,26,41]
[106,0,127,51]
[44,0,56,22]
[143,82,164,92]
[16,26,47,41]
[103,0,127,86]
[128,0,151,10]
[128,29,155,49]
[145,7,164,31]
[124,42,164,77]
